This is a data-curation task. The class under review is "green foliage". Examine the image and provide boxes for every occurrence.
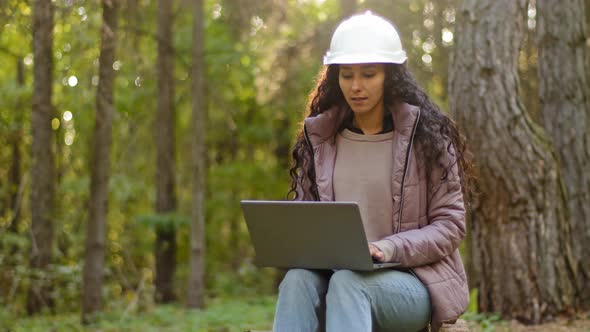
[468,287,478,313]
[464,288,507,332]
[136,213,190,231]
[463,311,505,332]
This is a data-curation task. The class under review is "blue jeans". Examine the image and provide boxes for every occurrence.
[273,269,431,332]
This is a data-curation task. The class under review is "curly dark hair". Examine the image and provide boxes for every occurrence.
[288,63,475,201]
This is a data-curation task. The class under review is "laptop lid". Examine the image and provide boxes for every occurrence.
[240,200,399,271]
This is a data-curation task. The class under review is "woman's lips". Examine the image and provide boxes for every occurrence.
[351,97,367,104]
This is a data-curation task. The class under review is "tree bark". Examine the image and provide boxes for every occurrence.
[187,0,206,309]
[450,0,578,323]
[519,1,542,125]
[536,0,590,308]
[27,0,55,315]
[81,0,118,323]
[155,0,177,304]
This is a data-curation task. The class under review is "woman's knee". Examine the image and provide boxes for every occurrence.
[327,270,366,297]
[279,269,328,293]
[331,269,363,285]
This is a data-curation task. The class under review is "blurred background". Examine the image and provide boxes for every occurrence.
[1,0,589,331]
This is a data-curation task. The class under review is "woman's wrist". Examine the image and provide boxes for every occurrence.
[370,240,396,262]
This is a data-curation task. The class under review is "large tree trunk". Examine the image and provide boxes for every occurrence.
[187,0,206,309]
[81,0,118,323]
[536,0,590,308]
[155,0,177,304]
[450,0,578,323]
[27,0,55,315]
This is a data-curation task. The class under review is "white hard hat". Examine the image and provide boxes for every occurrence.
[323,11,407,65]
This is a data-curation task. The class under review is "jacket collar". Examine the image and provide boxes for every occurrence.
[304,101,420,146]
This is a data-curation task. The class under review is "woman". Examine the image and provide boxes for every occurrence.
[273,12,473,332]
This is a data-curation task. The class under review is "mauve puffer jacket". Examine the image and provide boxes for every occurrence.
[296,101,469,331]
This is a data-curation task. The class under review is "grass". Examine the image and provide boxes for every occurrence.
[4,294,588,332]
[0,295,276,332]
[462,311,507,332]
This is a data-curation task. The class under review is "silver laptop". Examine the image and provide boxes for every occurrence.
[240,200,400,271]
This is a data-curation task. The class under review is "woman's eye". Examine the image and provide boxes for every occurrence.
[363,73,376,78]
[341,75,353,79]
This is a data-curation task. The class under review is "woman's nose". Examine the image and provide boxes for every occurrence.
[351,77,362,91]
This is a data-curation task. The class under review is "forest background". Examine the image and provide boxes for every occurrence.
[1,0,589,331]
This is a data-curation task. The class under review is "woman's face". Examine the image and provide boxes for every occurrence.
[338,63,386,116]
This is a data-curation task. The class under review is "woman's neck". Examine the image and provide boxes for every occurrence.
[352,107,385,135]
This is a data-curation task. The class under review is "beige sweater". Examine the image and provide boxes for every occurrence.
[333,128,394,242]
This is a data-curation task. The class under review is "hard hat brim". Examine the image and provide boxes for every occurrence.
[323,51,407,65]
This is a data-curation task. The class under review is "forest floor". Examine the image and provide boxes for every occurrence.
[476,318,590,332]
[2,295,589,332]
[465,311,590,332]
[488,318,590,331]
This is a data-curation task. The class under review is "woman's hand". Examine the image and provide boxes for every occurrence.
[369,244,384,262]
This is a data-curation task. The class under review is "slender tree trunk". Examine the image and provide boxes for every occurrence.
[124,0,139,174]
[155,0,177,303]
[229,130,241,272]
[187,0,206,309]
[536,0,590,309]
[340,0,357,17]
[8,137,22,232]
[81,0,118,323]
[433,0,450,101]
[450,0,578,323]
[27,0,55,315]
[8,58,25,233]
[126,0,137,47]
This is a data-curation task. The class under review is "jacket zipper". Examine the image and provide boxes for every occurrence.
[396,108,432,332]
[396,107,421,233]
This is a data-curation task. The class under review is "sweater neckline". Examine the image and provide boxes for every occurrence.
[340,128,394,142]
